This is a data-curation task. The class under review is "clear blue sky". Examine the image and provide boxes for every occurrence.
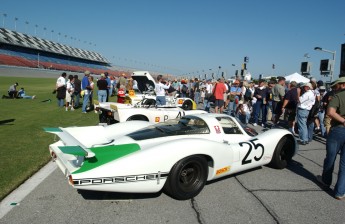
[1,0,345,81]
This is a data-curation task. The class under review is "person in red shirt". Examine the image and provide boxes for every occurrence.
[117,85,126,103]
[213,78,227,113]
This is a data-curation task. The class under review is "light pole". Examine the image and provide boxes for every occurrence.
[2,13,7,28]
[34,24,38,35]
[14,17,18,31]
[37,52,40,68]
[314,47,336,82]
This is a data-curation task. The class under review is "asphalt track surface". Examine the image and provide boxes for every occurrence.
[1,66,345,223]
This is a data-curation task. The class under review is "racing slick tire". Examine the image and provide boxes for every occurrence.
[99,114,116,125]
[164,155,208,200]
[181,100,193,110]
[126,115,149,122]
[269,135,294,169]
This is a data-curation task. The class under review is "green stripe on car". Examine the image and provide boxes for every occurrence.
[73,143,140,174]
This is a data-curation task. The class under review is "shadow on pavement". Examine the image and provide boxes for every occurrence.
[287,160,334,197]
[77,189,163,200]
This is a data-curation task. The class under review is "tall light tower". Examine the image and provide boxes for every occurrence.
[314,47,336,82]
[14,17,18,31]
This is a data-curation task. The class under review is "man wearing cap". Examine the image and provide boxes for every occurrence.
[227,80,242,116]
[97,74,108,103]
[81,71,91,113]
[204,79,213,111]
[296,82,315,145]
[318,77,345,200]
[8,82,19,98]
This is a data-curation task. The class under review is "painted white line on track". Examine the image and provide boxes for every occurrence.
[0,161,57,219]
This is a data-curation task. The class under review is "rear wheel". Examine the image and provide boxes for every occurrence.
[269,136,294,169]
[181,100,193,110]
[126,115,149,121]
[164,155,208,200]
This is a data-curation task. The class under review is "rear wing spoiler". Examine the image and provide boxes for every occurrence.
[44,127,95,158]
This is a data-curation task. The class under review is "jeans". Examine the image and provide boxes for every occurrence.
[204,99,211,112]
[57,98,64,107]
[297,108,309,142]
[307,120,314,142]
[98,90,107,103]
[322,126,345,197]
[254,100,267,125]
[227,101,236,116]
[156,96,166,106]
[239,112,251,124]
[194,91,200,104]
[74,93,80,108]
[318,110,326,137]
[82,93,90,112]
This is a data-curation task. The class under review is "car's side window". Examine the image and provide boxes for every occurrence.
[217,117,243,135]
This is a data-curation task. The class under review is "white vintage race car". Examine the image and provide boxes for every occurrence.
[45,113,297,200]
[95,99,205,124]
[117,71,195,108]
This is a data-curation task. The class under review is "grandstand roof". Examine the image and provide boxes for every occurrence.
[0,28,109,64]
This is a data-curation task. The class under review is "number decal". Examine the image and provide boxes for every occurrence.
[250,138,264,161]
[176,111,186,118]
[240,138,265,165]
[240,142,252,165]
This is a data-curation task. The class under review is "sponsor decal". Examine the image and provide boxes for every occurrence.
[128,90,135,97]
[214,125,221,134]
[155,117,160,122]
[73,172,169,186]
[216,166,231,175]
[178,99,184,104]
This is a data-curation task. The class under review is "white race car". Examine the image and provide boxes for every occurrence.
[45,113,297,200]
[96,100,206,124]
[116,71,195,108]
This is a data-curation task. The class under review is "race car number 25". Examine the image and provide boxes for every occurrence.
[239,138,264,165]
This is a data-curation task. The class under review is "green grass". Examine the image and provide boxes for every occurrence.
[0,76,98,200]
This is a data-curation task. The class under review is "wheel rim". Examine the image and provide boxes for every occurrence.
[178,161,203,192]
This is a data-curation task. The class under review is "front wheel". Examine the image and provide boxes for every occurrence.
[269,136,295,169]
[164,155,208,200]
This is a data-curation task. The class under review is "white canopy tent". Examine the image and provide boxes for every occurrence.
[284,72,310,83]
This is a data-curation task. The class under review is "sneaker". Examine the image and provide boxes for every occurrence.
[261,123,265,128]
[316,175,330,188]
[65,107,68,111]
[82,111,87,114]
[32,95,36,99]
[253,123,257,126]
[335,194,345,200]
[71,107,75,111]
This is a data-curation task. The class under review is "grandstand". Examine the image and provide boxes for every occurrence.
[0,28,126,76]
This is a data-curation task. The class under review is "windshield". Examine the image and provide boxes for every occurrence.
[127,116,210,140]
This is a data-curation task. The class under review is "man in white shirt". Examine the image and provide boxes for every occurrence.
[297,83,315,145]
[155,75,170,106]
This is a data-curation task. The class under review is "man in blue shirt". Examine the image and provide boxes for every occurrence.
[81,71,91,113]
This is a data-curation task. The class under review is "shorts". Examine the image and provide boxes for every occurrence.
[214,99,224,108]
[65,91,72,103]
[286,108,296,122]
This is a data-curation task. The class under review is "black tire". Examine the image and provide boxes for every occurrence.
[181,100,193,110]
[126,115,149,122]
[99,114,115,125]
[164,155,208,200]
[269,135,295,169]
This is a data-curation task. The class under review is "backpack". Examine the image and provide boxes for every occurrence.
[308,95,320,121]
[181,84,188,93]
[244,87,252,101]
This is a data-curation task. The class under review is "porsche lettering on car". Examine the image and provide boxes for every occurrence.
[45,113,297,200]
